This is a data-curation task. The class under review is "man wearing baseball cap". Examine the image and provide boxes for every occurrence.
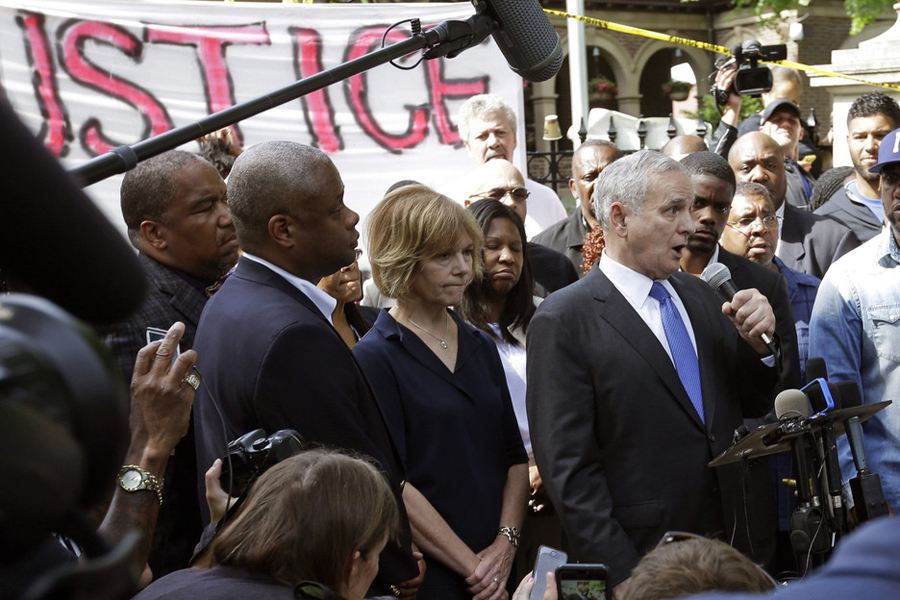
[759,99,816,209]
[809,126,900,512]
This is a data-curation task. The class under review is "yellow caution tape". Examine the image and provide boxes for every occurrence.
[544,8,900,92]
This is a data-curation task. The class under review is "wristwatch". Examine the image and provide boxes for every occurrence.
[118,464,164,506]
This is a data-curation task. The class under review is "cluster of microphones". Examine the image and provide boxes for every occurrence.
[702,264,891,572]
[711,354,890,571]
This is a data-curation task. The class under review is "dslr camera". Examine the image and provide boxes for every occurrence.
[220,428,305,497]
[714,39,788,99]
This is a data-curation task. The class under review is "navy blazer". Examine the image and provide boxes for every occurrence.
[527,268,777,586]
[192,257,417,590]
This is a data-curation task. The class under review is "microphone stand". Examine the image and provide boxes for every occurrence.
[68,14,492,187]
[787,425,833,575]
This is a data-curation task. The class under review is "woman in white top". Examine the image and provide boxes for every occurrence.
[457,199,559,581]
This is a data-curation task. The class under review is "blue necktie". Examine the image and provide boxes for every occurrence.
[649,282,705,423]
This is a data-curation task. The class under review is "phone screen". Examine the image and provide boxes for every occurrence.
[529,546,567,600]
[146,326,181,368]
[556,564,608,600]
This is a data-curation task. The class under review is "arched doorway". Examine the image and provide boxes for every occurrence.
[555,45,619,147]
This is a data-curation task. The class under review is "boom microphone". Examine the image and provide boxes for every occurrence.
[701,263,776,354]
[475,0,563,82]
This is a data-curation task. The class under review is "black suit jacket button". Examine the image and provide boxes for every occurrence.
[708,433,715,443]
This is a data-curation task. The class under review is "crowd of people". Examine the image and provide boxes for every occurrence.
[4,71,900,600]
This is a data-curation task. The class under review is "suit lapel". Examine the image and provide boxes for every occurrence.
[234,258,330,323]
[140,255,208,329]
[586,269,705,429]
[235,258,409,474]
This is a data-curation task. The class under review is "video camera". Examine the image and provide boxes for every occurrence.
[713,40,788,99]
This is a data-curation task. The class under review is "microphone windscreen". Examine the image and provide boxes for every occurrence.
[806,357,828,383]
[480,0,563,82]
[835,380,863,409]
[701,262,732,291]
[774,388,810,421]
[0,99,146,325]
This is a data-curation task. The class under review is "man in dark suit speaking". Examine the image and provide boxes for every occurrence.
[526,151,779,598]
[191,142,420,595]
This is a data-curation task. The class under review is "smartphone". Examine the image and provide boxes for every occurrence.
[556,564,608,600]
[529,546,567,600]
[146,326,181,368]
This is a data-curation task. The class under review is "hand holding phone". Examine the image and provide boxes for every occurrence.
[146,326,182,369]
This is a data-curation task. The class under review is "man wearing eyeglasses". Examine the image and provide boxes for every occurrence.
[728,132,859,279]
[677,153,800,575]
[720,182,821,383]
[456,94,568,237]
[465,159,578,295]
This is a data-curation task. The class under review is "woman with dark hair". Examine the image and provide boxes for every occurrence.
[133,450,398,600]
[318,250,372,349]
[457,200,561,583]
[355,185,528,600]
[458,199,535,345]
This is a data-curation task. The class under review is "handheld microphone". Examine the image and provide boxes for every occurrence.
[835,380,889,522]
[700,263,776,355]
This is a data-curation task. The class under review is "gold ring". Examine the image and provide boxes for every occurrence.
[182,372,200,390]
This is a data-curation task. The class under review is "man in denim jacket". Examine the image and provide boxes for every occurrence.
[809,127,900,512]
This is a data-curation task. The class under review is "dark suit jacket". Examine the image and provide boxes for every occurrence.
[815,186,883,244]
[532,210,591,277]
[101,253,208,382]
[779,203,860,279]
[529,241,579,297]
[100,252,208,576]
[718,247,800,390]
[192,257,417,590]
[526,268,777,585]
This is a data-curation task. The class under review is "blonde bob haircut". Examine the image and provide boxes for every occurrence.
[366,184,483,302]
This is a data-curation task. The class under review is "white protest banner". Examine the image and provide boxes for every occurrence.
[0,0,525,230]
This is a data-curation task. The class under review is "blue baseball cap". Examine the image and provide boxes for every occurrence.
[869,127,900,174]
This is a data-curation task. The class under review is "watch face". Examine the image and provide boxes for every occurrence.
[121,469,143,491]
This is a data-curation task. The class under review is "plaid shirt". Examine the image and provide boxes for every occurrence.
[101,252,211,383]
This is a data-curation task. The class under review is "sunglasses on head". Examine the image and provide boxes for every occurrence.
[473,186,530,203]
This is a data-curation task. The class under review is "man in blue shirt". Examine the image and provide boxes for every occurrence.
[809,127,900,512]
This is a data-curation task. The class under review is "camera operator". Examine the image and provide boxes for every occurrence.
[710,63,816,210]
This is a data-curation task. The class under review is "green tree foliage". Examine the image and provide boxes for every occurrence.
[684,94,764,129]
[684,0,893,35]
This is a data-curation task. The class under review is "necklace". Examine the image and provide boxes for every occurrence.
[407,312,450,349]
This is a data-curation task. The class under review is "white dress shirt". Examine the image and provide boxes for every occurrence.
[240,253,337,325]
